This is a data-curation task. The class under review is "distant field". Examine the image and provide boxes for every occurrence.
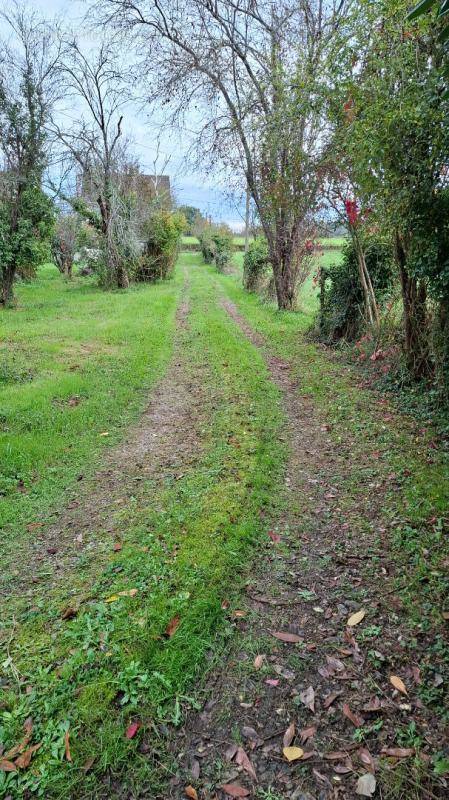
[182,235,346,249]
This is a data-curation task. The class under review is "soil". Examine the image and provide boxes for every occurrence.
[165,299,447,800]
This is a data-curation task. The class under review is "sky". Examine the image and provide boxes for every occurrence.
[6,0,246,228]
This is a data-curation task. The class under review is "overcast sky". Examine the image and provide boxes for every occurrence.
[4,0,245,228]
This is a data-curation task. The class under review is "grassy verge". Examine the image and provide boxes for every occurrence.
[0,256,286,798]
[213,260,449,704]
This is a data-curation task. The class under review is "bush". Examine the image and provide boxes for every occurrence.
[243,237,270,291]
[198,227,215,264]
[212,226,234,272]
[318,235,395,342]
[137,210,185,282]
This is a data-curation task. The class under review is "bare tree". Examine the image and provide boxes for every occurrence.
[96,0,349,309]
[0,2,61,304]
[54,38,131,288]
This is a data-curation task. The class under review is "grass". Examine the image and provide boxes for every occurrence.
[0,265,183,584]
[0,255,287,798]
[212,257,449,629]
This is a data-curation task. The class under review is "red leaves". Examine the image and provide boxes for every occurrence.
[267,530,281,543]
[125,721,141,739]
[344,198,359,226]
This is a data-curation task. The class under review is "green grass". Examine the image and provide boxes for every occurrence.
[0,255,286,798]
[0,265,184,581]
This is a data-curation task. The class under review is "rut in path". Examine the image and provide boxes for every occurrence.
[5,292,208,610]
[167,298,446,800]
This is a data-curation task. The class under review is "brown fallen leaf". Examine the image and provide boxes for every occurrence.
[165,615,180,638]
[342,703,365,727]
[235,747,257,781]
[356,773,376,797]
[412,666,422,685]
[222,786,250,798]
[253,654,264,670]
[225,743,238,762]
[299,685,315,712]
[390,675,408,695]
[359,747,375,773]
[381,747,415,758]
[267,530,281,543]
[347,609,366,627]
[4,718,33,760]
[271,631,302,643]
[65,729,72,762]
[283,722,295,747]
[27,522,43,532]
[15,743,41,770]
[325,751,351,761]
[326,655,345,672]
[113,542,122,552]
[323,690,343,709]
[0,759,17,772]
[362,697,382,713]
[82,756,95,772]
[283,746,304,762]
[184,786,198,800]
[334,762,353,774]
[299,725,316,743]
[61,606,78,620]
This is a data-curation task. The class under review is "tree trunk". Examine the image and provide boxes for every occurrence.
[273,253,296,310]
[116,263,129,289]
[395,232,430,381]
[1,265,16,306]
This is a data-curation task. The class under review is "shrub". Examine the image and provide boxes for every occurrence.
[318,235,395,342]
[243,236,270,291]
[137,210,185,282]
[211,225,233,272]
[198,226,215,264]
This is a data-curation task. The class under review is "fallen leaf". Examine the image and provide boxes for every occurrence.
[326,655,345,672]
[381,747,414,758]
[113,542,122,552]
[225,743,238,761]
[105,588,138,603]
[125,721,141,739]
[283,746,304,762]
[390,675,408,695]
[191,759,200,780]
[15,743,41,769]
[184,787,198,800]
[299,685,315,712]
[265,678,279,687]
[254,654,264,670]
[27,522,43,532]
[356,773,376,797]
[242,726,259,741]
[342,703,365,727]
[233,610,246,619]
[221,785,250,798]
[99,431,109,436]
[359,748,375,773]
[334,762,353,774]
[362,697,382,713]
[283,722,295,747]
[82,756,95,772]
[235,747,257,781]
[299,726,316,743]
[325,751,350,761]
[323,691,343,709]
[271,631,302,643]
[165,615,180,637]
[267,530,281,543]
[65,729,72,762]
[61,606,78,620]
[347,609,366,627]
[412,666,421,685]
[0,759,17,772]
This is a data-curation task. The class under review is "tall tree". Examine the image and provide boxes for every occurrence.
[0,3,59,305]
[97,0,349,309]
[54,38,130,288]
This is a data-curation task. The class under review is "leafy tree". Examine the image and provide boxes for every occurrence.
[97,0,349,309]
[0,5,59,304]
[137,209,185,281]
[329,0,449,380]
[177,205,203,235]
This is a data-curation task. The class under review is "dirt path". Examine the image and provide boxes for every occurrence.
[168,298,446,800]
[4,285,209,611]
